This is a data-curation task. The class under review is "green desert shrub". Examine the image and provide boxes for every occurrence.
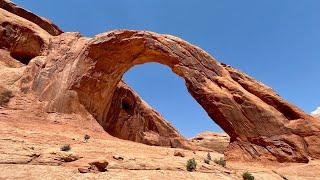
[60,144,71,151]
[214,157,226,167]
[0,86,13,106]
[84,134,90,142]
[242,172,254,180]
[206,152,212,161]
[204,158,210,164]
[186,158,197,172]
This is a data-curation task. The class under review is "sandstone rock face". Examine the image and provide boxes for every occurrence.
[104,80,196,149]
[190,132,230,153]
[0,1,195,151]
[0,5,51,64]
[1,1,320,163]
[0,0,62,36]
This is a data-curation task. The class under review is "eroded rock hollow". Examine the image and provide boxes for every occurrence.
[2,0,320,163]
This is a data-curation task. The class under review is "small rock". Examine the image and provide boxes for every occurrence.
[78,167,90,173]
[52,152,82,162]
[78,160,109,173]
[174,150,185,157]
[113,155,124,160]
[89,160,109,172]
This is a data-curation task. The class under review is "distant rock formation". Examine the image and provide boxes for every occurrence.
[190,132,230,153]
[311,107,320,119]
[1,0,320,163]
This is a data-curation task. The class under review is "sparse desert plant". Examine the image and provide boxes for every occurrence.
[214,157,226,167]
[204,158,210,164]
[60,144,71,151]
[242,171,254,180]
[206,152,212,161]
[186,158,197,172]
[84,134,90,142]
[0,86,13,106]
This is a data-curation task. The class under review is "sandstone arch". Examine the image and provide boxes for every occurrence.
[23,30,319,163]
[2,0,319,163]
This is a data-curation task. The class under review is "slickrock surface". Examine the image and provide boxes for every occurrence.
[190,132,230,153]
[1,94,320,179]
[0,94,319,179]
[1,1,320,179]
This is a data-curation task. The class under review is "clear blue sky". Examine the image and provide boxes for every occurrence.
[13,0,320,138]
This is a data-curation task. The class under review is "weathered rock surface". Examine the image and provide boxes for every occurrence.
[0,93,319,179]
[0,0,195,151]
[0,0,62,36]
[22,29,320,162]
[190,132,230,153]
[1,0,320,164]
[106,81,197,149]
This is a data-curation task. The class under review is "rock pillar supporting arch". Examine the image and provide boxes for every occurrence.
[63,30,320,162]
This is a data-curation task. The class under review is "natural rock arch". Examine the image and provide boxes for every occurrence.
[25,30,319,163]
[2,0,319,163]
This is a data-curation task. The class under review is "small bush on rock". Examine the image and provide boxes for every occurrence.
[214,157,226,167]
[204,158,210,164]
[84,134,90,142]
[60,144,71,151]
[206,152,212,161]
[186,158,197,172]
[242,172,254,180]
[0,86,13,106]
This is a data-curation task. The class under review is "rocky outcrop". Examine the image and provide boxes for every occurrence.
[0,2,195,151]
[1,1,320,163]
[105,81,196,149]
[0,6,51,64]
[0,0,62,36]
[190,132,230,153]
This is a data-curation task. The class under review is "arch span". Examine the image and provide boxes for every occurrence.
[25,30,320,163]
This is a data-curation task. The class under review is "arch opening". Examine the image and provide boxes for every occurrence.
[122,62,224,138]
